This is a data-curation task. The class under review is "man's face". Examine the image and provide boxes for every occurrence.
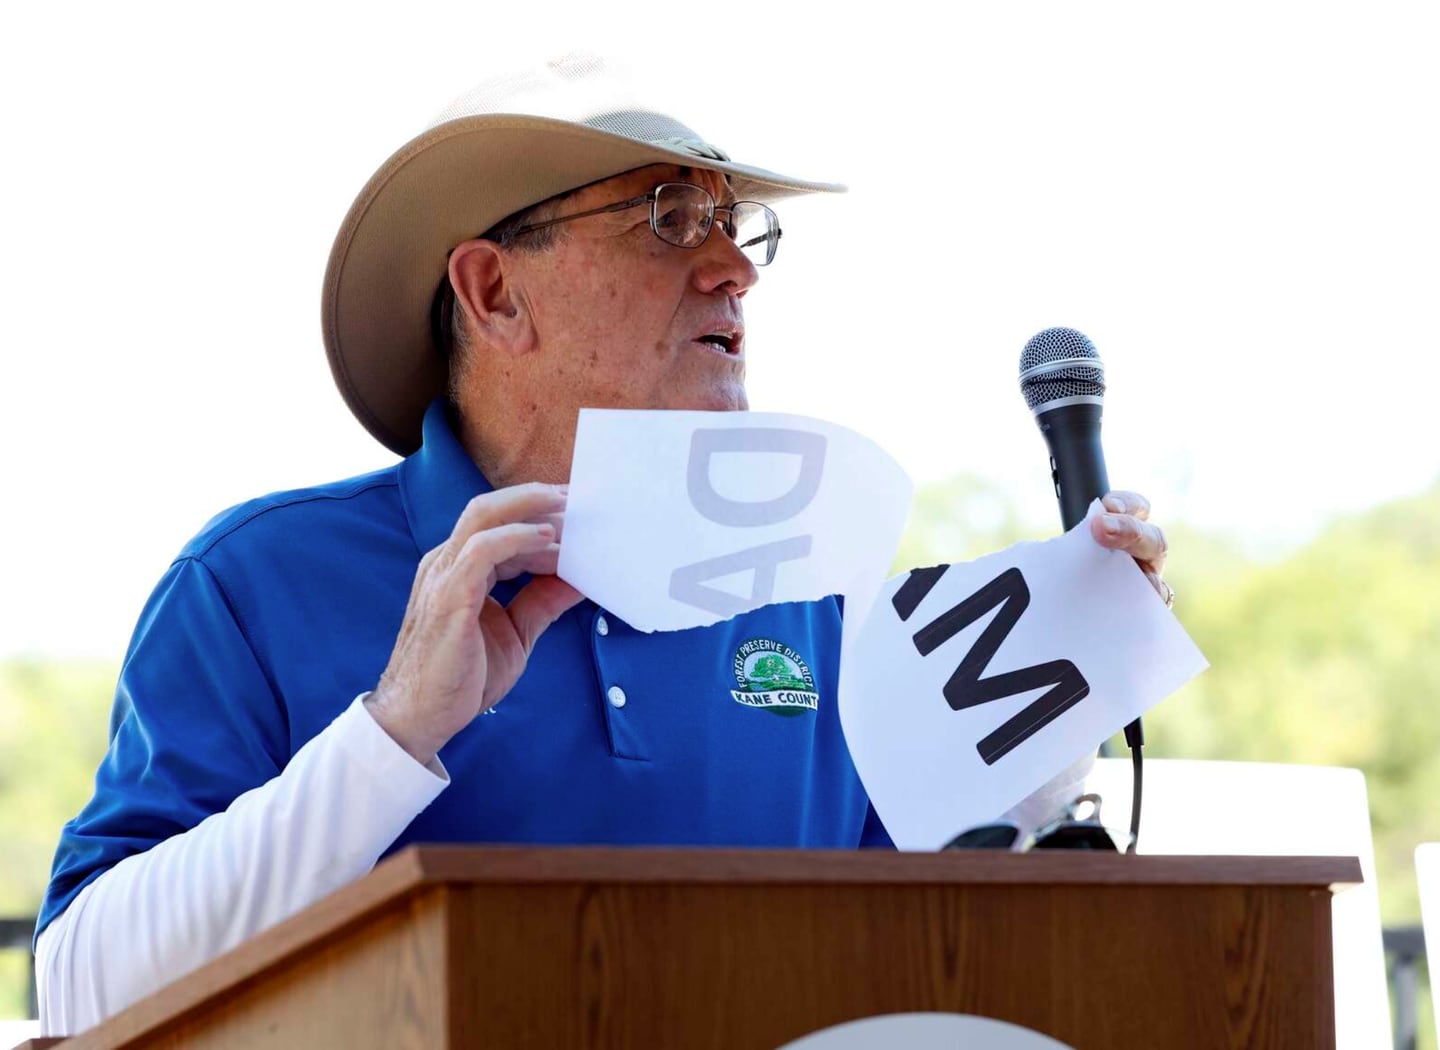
[503,163,758,414]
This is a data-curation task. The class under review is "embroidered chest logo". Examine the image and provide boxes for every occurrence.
[731,638,819,717]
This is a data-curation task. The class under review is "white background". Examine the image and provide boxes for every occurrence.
[3,1,1437,659]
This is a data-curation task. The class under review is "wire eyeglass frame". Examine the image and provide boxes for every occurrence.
[509,181,782,266]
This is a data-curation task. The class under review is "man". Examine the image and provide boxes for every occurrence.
[35,57,1170,1033]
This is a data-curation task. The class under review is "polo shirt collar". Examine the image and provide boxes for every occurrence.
[398,399,494,555]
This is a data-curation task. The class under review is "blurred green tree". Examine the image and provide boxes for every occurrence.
[0,660,116,1016]
[1153,486,1440,923]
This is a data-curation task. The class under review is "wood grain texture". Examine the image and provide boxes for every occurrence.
[37,849,1353,1049]
[441,879,1335,1049]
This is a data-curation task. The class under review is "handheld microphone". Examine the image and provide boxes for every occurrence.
[1019,326,1143,851]
[1018,327,1109,532]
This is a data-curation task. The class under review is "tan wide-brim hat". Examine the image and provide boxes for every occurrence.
[322,54,845,455]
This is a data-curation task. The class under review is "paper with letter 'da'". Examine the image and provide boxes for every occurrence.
[559,409,912,633]
[841,505,1209,851]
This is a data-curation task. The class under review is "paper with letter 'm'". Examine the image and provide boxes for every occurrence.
[843,509,1207,849]
[560,410,1207,849]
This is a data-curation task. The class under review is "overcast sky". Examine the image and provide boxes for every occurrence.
[3,1,1437,659]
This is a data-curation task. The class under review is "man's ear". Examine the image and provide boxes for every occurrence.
[447,239,537,354]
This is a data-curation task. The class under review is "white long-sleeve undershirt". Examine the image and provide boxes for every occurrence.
[34,696,448,1036]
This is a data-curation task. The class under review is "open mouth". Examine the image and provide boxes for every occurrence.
[695,332,742,356]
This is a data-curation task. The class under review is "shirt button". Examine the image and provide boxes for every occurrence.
[607,686,627,709]
[596,615,610,637]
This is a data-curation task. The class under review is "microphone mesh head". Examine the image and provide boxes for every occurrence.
[1019,327,1105,410]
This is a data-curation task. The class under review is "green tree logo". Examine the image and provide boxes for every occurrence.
[746,653,809,692]
[753,654,787,678]
[733,642,819,717]
[754,651,812,691]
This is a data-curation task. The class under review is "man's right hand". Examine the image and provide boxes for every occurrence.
[365,483,581,765]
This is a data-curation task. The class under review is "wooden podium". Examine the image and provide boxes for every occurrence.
[25,847,1360,1049]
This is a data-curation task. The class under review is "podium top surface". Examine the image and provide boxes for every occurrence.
[389,845,1363,887]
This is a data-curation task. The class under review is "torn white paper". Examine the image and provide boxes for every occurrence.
[841,504,1209,851]
[559,409,912,632]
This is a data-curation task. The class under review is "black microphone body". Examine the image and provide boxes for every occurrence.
[1038,402,1110,532]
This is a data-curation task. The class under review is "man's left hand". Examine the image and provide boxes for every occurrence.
[1089,491,1171,603]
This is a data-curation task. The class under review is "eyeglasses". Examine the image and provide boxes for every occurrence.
[509,181,783,266]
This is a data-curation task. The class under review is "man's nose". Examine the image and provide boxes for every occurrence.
[692,225,760,297]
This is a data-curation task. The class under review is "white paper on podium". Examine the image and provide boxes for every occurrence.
[841,506,1208,850]
[559,409,912,633]
[561,413,1207,853]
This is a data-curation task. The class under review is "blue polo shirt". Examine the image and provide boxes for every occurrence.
[40,401,886,940]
